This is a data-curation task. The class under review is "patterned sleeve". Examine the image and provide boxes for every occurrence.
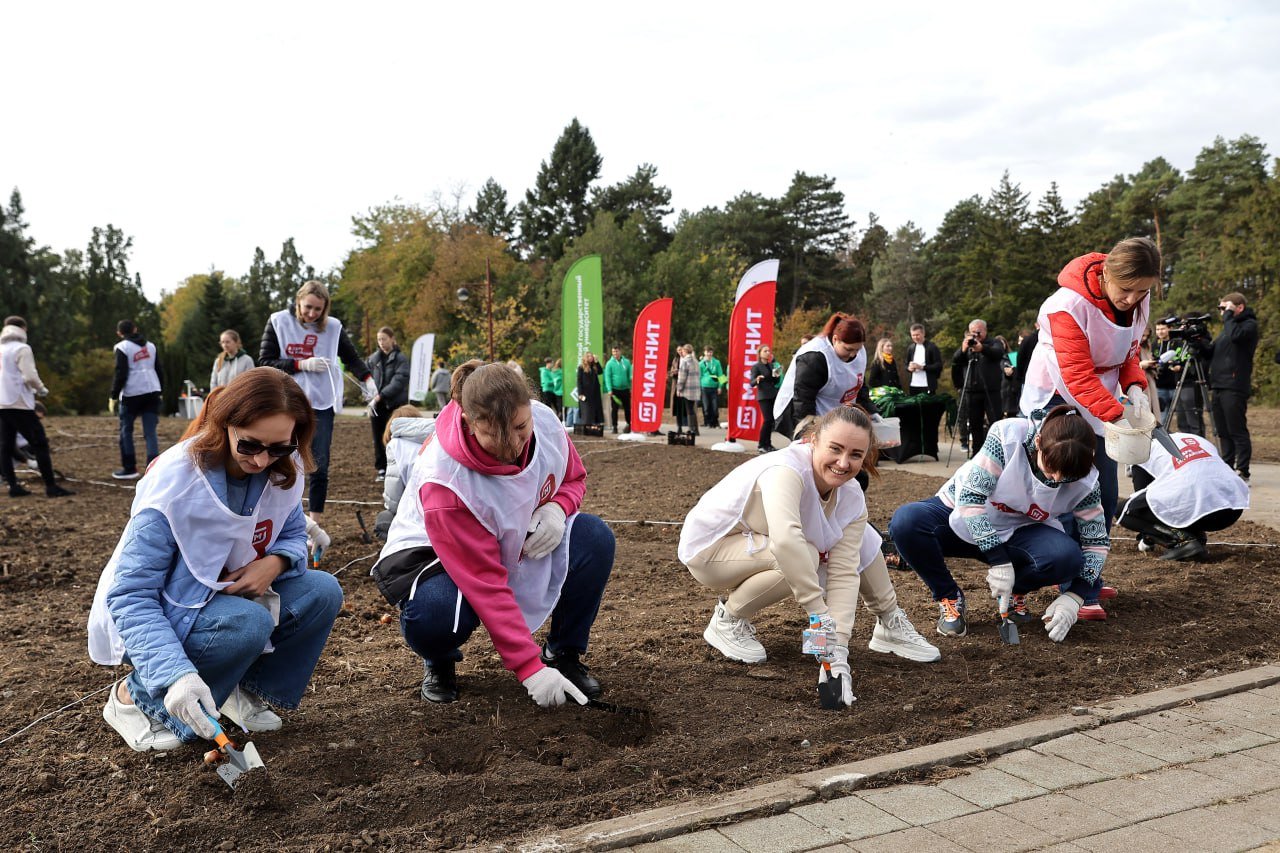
[954,430,1012,564]
[1071,484,1110,582]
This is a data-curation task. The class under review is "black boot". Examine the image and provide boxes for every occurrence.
[1160,534,1208,562]
[540,646,602,700]
[45,485,74,498]
[420,660,459,703]
[8,484,31,498]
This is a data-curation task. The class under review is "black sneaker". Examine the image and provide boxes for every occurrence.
[112,468,140,481]
[540,646,602,700]
[46,485,74,498]
[420,660,459,703]
[1160,535,1208,562]
[8,484,31,498]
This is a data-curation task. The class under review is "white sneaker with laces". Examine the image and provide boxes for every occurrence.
[868,607,942,662]
[102,681,182,752]
[703,601,767,663]
[219,687,282,732]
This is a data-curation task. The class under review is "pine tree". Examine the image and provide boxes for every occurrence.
[517,118,603,260]
[592,164,673,251]
[469,178,516,243]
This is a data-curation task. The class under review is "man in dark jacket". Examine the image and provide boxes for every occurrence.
[905,324,943,394]
[1199,293,1257,482]
[951,318,1005,456]
[367,327,411,480]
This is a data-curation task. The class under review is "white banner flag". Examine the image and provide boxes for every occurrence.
[408,333,436,402]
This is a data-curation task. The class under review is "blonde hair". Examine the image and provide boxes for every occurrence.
[382,403,424,446]
[873,338,893,362]
[215,329,242,370]
[295,280,331,331]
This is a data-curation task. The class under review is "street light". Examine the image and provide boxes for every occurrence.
[456,257,495,361]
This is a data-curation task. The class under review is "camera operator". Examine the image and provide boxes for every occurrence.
[1142,318,1203,435]
[1196,293,1257,483]
[950,319,1005,456]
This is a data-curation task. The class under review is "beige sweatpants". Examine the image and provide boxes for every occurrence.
[686,532,898,643]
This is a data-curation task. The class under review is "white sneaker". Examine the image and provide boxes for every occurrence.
[868,607,942,663]
[102,681,182,752]
[703,601,767,663]
[219,687,282,732]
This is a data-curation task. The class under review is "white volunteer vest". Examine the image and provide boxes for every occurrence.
[940,418,1098,544]
[1020,286,1149,434]
[388,429,434,489]
[269,310,344,412]
[678,441,877,570]
[909,343,928,389]
[87,439,302,664]
[378,402,575,632]
[774,335,867,420]
[1130,433,1249,528]
[114,339,162,397]
[0,339,34,408]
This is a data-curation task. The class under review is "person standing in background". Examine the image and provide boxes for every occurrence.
[110,319,164,481]
[575,352,605,427]
[677,345,701,437]
[603,345,632,434]
[1200,292,1258,483]
[750,345,782,453]
[366,327,411,483]
[699,346,724,429]
[866,339,903,391]
[950,319,1005,457]
[1,316,73,498]
[209,330,255,391]
[429,359,452,411]
[905,324,942,395]
[539,358,559,415]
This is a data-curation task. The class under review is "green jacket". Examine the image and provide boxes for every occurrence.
[699,357,724,389]
[603,356,632,393]
[551,368,564,396]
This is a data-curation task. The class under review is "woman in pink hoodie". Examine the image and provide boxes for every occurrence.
[371,362,614,707]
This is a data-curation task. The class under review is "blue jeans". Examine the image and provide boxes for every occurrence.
[399,513,615,667]
[890,496,1085,602]
[118,394,160,471]
[700,387,720,427]
[127,569,344,742]
[307,408,335,513]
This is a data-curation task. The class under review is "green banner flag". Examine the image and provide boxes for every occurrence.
[561,254,603,409]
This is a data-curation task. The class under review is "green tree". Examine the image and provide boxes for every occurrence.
[869,223,927,328]
[844,213,889,309]
[469,177,516,244]
[592,163,673,251]
[517,118,603,260]
[780,172,853,312]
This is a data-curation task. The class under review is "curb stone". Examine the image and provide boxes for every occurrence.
[511,663,1280,853]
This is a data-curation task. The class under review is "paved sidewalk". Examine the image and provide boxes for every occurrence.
[517,667,1280,852]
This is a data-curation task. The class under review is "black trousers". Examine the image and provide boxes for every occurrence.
[609,388,630,430]
[370,400,393,471]
[959,386,1001,453]
[757,396,777,449]
[1118,489,1242,546]
[1210,389,1251,475]
[0,409,57,488]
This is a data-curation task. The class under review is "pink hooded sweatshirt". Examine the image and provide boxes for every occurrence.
[419,402,587,680]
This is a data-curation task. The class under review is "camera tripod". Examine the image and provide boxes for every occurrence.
[946,350,980,466]
[1161,352,1215,440]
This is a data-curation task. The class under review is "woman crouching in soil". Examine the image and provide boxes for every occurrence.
[889,405,1108,644]
[678,406,938,709]
[371,362,615,708]
[88,367,344,751]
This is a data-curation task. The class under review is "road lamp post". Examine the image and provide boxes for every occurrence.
[456,257,495,361]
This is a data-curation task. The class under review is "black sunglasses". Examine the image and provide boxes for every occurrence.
[232,427,298,459]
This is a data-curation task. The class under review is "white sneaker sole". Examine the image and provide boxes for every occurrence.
[703,625,767,664]
[868,634,941,663]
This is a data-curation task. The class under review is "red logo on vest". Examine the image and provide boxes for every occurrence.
[285,334,318,359]
[132,347,151,362]
[251,520,273,558]
[839,374,864,405]
[1170,436,1212,469]
[991,500,1048,521]
[537,473,557,506]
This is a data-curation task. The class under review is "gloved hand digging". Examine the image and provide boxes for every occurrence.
[524,502,566,560]
[985,562,1015,600]
[1042,592,1083,642]
[522,666,588,708]
[306,516,331,562]
[817,645,855,707]
[163,672,219,739]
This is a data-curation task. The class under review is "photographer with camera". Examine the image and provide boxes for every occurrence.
[1021,237,1159,620]
[1142,318,1204,436]
[950,319,1005,457]
[1197,293,1257,483]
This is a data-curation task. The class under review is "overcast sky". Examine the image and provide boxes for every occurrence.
[5,1,1279,301]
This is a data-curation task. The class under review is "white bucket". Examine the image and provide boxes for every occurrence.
[872,417,901,449]
[1103,415,1153,464]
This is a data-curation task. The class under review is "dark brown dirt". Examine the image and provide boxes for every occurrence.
[2,415,1278,852]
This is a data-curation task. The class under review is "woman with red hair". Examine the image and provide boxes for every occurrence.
[773,313,877,442]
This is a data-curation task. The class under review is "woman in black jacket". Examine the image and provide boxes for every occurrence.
[576,352,605,427]
[367,327,412,480]
[749,345,782,452]
[866,339,903,391]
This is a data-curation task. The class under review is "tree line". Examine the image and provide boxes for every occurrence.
[4,121,1279,413]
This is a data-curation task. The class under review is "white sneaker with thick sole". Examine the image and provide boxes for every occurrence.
[220,687,282,732]
[102,681,182,752]
[868,607,942,663]
[703,601,767,663]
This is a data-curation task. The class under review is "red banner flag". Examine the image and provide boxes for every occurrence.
[727,261,779,442]
[629,298,673,434]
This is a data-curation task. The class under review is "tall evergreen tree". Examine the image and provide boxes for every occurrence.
[781,172,853,312]
[517,118,603,260]
[592,163,674,251]
[469,177,516,244]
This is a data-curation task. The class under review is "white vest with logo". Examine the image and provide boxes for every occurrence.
[0,339,34,408]
[774,335,867,420]
[114,339,162,397]
[939,417,1098,545]
[1131,433,1249,528]
[269,310,345,412]
[678,441,878,571]
[87,439,302,664]
[1020,287,1148,434]
[378,402,575,632]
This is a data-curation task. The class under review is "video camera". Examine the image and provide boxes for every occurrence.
[1160,313,1212,342]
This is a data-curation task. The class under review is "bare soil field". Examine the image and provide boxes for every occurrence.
[1,415,1277,851]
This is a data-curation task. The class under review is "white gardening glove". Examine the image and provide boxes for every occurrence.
[818,645,855,707]
[363,377,378,402]
[297,356,331,373]
[522,666,588,708]
[163,672,219,739]
[1124,384,1151,424]
[524,502,567,560]
[1042,592,1083,642]
[986,562,1015,600]
[36,386,49,397]
[306,516,331,562]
